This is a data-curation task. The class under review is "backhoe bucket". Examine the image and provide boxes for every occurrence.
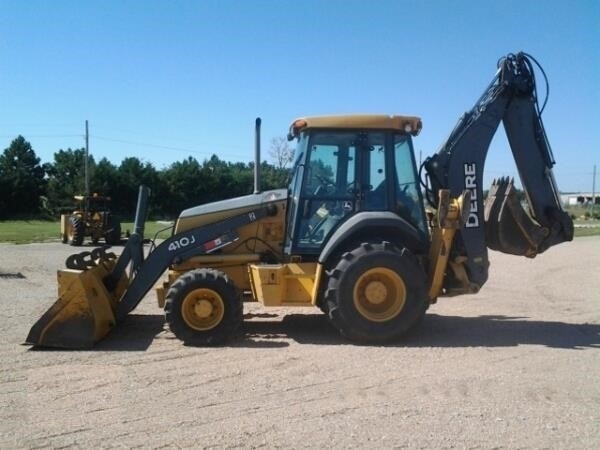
[26,259,128,348]
[484,177,571,257]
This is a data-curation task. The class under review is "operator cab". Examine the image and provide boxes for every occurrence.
[284,115,428,256]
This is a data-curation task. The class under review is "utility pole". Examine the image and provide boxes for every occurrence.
[84,120,89,197]
[593,164,597,210]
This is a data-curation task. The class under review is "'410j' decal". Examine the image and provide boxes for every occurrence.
[168,235,196,252]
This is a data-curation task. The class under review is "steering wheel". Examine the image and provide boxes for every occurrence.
[316,174,335,187]
[311,174,335,197]
[346,181,358,194]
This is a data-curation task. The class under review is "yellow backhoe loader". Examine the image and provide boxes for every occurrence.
[27,52,573,348]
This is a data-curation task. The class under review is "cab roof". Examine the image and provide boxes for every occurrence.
[288,114,422,139]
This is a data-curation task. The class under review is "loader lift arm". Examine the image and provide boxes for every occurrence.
[112,202,276,321]
[25,186,277,348]
[423,52,573,293]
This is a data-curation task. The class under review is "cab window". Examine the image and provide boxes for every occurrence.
[393,135,426,232]
[295,133,356,249]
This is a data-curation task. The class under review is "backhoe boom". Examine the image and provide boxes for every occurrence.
[423,52,573,292]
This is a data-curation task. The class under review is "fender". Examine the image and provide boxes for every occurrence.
[318,211,427,265]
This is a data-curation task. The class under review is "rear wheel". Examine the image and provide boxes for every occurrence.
[104,214,121,245]
[325,241,428,344]
[165,269,242,346]
[68,216,85,246]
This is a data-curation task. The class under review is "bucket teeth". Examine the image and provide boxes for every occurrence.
[484,177,546,257]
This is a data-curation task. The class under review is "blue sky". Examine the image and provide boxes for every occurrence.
[1,0,598,192]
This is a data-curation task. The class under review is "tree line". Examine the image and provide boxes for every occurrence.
[0,136,293,220]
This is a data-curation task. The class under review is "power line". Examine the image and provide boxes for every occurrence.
[92,125,250,151]
[0,134,81,138]
[91,135,250,159]
[0,122,81,127]
[593,164,597,208]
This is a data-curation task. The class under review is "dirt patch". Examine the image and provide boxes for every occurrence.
[1,239,599,448]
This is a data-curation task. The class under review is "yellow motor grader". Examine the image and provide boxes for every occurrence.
[27,52,573,348]
[60,193,121,246]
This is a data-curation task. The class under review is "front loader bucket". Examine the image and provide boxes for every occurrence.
[26,259,128,348]
[27,186,152,349]
[484,177,572,257]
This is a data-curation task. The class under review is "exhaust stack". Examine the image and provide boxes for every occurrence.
[254,117,261,194]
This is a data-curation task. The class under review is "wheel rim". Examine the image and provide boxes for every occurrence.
[181,288,225,331]
[353,267,407,322]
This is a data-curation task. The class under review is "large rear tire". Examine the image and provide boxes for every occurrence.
[165,269,242,346]
[104,214,121,245]
[68,216,85,246]
[325,241,428,344]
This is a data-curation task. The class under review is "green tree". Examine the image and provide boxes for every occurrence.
[44,148,91,212]
[0,176,8,217]
[161,157,204,215]
[260,161,290,190]
[160,155,255,216]
[92,157,119,197]
[198,155,240,203]
[229,161,254,195]
[0,136,46,217]
[112,157,161,216]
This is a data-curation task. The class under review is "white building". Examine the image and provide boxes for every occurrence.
[560,192,598,207]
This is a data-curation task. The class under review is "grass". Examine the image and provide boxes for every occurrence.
[0,203,598,244]
[572,220,600,237]
[1,216,599,244]
[565,205,600,220]
[0,220,174,244]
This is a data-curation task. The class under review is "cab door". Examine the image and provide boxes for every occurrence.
[358,132,388,211]
[291,132,357,254]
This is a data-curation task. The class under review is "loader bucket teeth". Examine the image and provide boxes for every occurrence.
[26,259,128,349]
[484,178,549,257]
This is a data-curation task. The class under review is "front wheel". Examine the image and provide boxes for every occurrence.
[164,269,242,346]
[325,241,428,344]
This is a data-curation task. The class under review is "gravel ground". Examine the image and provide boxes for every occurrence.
[0,238,599,449]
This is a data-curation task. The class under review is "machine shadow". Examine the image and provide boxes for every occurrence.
[241,314,341,346]
[404,314,600,349]
[25,314,165,352]
[94,314,165,351]
[32,312,598,351]
[241,313,600,350]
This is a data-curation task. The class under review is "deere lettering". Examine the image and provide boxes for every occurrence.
[464,163,479,227]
